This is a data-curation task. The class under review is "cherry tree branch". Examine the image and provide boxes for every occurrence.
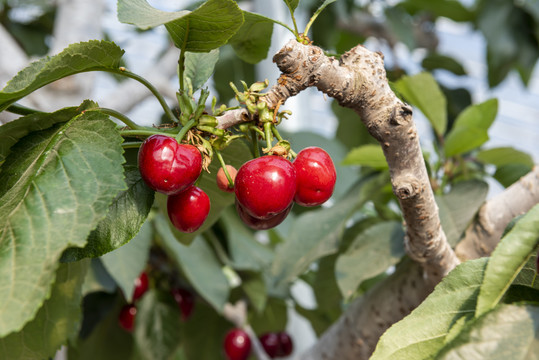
[263,39,459,283]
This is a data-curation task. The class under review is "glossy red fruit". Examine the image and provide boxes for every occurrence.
[293,147,336,207]
[259,333,280,358]
[171,288,195,321]
[235,156,296,219]
[277,331,293,356]
[138,135,202,195]
[118,304,137,332]
[167,186,210,233]
[235,199,292,230]
[223,328,251,360]
[217,165,238,193]
[132,272,149,302]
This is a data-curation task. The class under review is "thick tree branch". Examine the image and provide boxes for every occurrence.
[455,165,539,260]
[263,39,459,283]
[216,108,251,129]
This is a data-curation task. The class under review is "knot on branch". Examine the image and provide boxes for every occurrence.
[394,176,422,200]
[390,104,413,126]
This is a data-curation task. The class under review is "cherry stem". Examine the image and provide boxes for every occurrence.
[250,129,261,158]
[271,124,297,158]
[92,107,143,130]
[119,129,169,138]
[121,141,143,149]
[215,150,234,188]
[264,122,273,150]
[175,118,196,142]
[107,68,177,123]
[205,230,233,267]
[244,325,271,360]
[6,103,44,115]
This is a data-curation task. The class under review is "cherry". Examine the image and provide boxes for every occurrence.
[138,134,202,195]
[293,147,336,207]
[259,332,280,358]
[223,328,251,360]
[235,199,291,230]
[132,272,149,302]
[167,186,210,233]
[277,331,293,357]
[171,288,195,321]
[118,304,137,332]
[235,156,296,219]
[217,165,238,193]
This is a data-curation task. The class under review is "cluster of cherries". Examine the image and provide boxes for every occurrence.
[118,272,195,332]
[224,328,293,360]
[138,134,337,232]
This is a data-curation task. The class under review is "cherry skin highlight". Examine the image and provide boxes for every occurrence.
[167,186,210,233]
[132,272,148,302]
[235,156,296,219]
[118,304,137,332]
[293,146,336,207]
[223,328,251,360]
[217,165,238,193]
[138,135,202,195]
[171,288,195,321]
[235,199,292,230]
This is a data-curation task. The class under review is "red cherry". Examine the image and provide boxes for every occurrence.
[223,328,251,360]
[217,165,238,193]
[277,332,293,356]
[118,304,137,332]
[293,147,336,207]
[235,199,291,230]
[132,272,149,302]
[138,135,202,195]
[235,156,296,219]
[171,288,195,321]
[167,186,210,233]
[259,333,280,358]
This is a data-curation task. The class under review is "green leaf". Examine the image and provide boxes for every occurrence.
[270,179,367,287]
[422,53,466,76]
[333,100,378,150]
[134,290,182,360]
[0,260,89,359]
[101,221,153,303]
[156,215,230,312]
[342,144,388,170]
[249,297,288,334]
[476,204,539,317]
[444,99,498,157]
[0,41,124,111]
[118,0,243,52]
[0,110,125,336]
[63,165,155,261]
[220,208,273,271]
[229,12,274,64]
[283,0,300,13]
[494,163,534,188]
[370,258,488,360]
[240,270,268,313]
[335,221,405,299]
[436,180,489,246]
[0,102,94,163]
[477,147,534,168]
[394,72,447,136]
[512,253,539,291]
[81,259,117,296]
[399,0,475,22]
[183,49,219,91]
[437,304,539,360]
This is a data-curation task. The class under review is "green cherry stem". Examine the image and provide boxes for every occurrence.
[175,118,196,142]
[6,103,44,115]
[205,230,233,267]
[271,125,297,158]
[121,141,143,149]
[107,67,177,123]
[215,150,234,187]
[119,129,168,137]
[92,107,143,130]
[250,129,261,158]
[263,122,273,150]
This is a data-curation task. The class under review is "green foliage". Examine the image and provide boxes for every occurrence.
[422,53,467,76]
[229,12,275,64]
[342,144,388,170]
[183,50,220,92]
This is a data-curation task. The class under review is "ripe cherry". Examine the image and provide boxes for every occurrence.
[235,199,291,230]
[132,272,149,302]
[259,332,280,358]
[293,147,336,207]
[277,331,293,356]
[138,135,202,195]
[223,328,251,360]
[217,165,238,193]
[118,304,137,332]
[235,156,296,219]
[171,288,195,321]
[167,186,210,233]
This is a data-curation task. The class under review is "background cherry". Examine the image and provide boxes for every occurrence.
[138,134,202,195]
[167,186,210,233]
[217,165,238,193]
[259,332,280,358]
[171,288,195,320]
[132,272,148,302]
[235,199,292,230]
[277,331,293,356]
[223,328,251,360]
[235,156,296,219]
[293,146,336,207]
[118,304,137,332]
